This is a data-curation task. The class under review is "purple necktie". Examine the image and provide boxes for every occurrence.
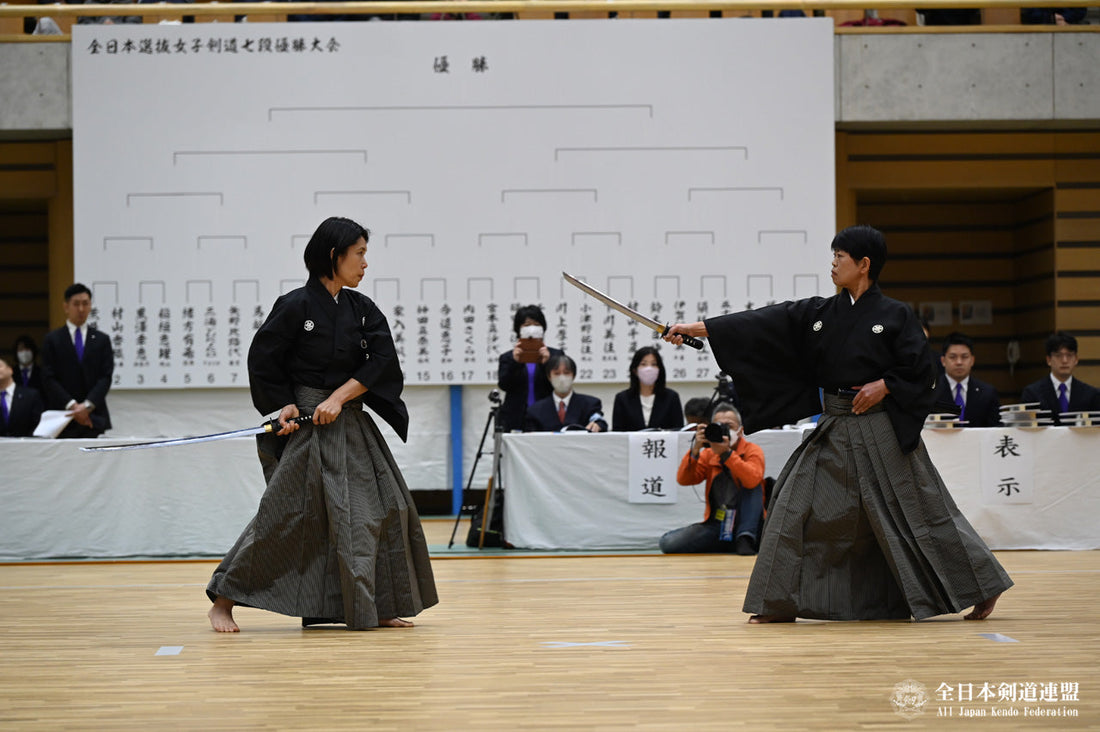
[74,328,84,363]
[526,362,537,406]
[1058,382,1069,413]
[954,382,966,422]
[0,390,8,427]
[21,368,30,386]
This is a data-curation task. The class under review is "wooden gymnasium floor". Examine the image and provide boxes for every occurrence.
[1,520,1098,730]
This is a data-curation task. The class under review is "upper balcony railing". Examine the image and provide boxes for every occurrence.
[1,0,1096,39]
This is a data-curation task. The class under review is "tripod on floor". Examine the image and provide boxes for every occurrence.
[448,388,506,549]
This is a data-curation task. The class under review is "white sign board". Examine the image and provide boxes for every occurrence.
[72,19,835,389]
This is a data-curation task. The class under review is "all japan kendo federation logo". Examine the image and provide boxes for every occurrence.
[872,324,884,334]
[813,321,823,332]
[890,679,929,719]
[303,320,315,332]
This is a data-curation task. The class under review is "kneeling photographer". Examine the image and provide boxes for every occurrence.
[659,403,766,555]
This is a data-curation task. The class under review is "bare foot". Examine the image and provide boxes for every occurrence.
[964,593,1001,621]
[208,596,240,632]
[748,615,796,624]
[379,617,414,628]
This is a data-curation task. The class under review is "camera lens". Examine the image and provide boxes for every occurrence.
[704,422,730,443]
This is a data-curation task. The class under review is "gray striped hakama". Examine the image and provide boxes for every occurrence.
[744,394,1013,621]
[207,386,438,629]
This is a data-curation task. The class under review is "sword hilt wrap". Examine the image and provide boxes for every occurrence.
[264,414,315,433]
[664,324,705,351]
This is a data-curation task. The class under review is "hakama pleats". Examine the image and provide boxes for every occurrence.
[207,387,438,629]
[744,395,1012,621]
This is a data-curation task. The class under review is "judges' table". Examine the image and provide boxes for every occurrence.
[0,436,266,561]
[501,427,1100,551]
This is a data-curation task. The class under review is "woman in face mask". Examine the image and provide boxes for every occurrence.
[611,346,684,431]
[12,334,43,392]
[496,305,564,433]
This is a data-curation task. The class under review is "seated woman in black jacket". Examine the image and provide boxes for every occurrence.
[612,346,684,431]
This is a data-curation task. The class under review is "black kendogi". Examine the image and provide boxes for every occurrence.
[208,277,437,629]
[706,284,1012,620]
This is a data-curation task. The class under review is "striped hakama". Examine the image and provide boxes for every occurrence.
[743,395,1013,621]
[207,386,438,629]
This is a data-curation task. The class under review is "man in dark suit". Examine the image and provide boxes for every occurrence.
[41,283,115,438]
[1020,331,1100,425]
[13,334,44,392]
[937,332,1001,427]
[524,353,608,433]
[0,351,46,437]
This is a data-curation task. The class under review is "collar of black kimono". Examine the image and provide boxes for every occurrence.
[846,282,881,306]
[306,276,343,307]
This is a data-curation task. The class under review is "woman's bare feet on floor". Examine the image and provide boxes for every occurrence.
[208,596,240,632]
[964,593,1001,620]
[379,617,414,628]
[748,615,796,624]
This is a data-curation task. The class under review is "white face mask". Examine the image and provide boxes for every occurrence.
[16,350,33,366]
[519,325,545,340]
[550,374,574,394]
[636,365,660,387]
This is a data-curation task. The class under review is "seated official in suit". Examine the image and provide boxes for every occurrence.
[612,346,684,431]
[497,305,563,433]
[0,351,46,437]
[659,403,765,556]
[1020,331,1100,424]
[937,332,1001,427]
[524,353,608,433]
[13,334,44,392]
[41,283,115,438]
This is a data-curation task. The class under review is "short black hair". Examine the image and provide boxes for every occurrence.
[545,352,576,376]
[0,350,15,370]
[830,225,887,282]
[13,334,38,359]
[64,283,92,302]
[941,331,975,356]
[512,305,547,336]
[1045,331,1078,356]
[683,397,711,422]
[302,217,370,280]
[627,345,666,394]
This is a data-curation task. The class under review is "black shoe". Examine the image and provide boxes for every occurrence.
[734,535,756,556]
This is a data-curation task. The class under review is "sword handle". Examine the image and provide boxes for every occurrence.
[264,415,315,433]
[664,324,705,350]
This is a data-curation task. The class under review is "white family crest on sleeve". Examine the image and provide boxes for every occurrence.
[304,320,315,332]
[812,321,823,332]
[872,324,884,334]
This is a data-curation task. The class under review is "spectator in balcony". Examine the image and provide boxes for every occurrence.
[1020,6,1087,23]
[920,8,981,24]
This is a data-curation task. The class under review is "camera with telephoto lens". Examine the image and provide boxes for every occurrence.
[704,422,730,444]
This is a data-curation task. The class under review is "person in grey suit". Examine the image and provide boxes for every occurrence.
[1020,332,1100,424]
[937,332,1001,427]
[40,283,114,438]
